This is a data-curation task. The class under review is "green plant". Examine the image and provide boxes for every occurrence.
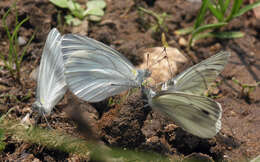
[0,118,170,161]
[232,77,260,100]
[0,3,34,85]
[175,0,260,48]
[0,128,6,152]
[0,107,16,152]
[138,7,170,33]
[50,0,106,26]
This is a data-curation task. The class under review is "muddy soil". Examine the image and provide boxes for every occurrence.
[0,0,260,161]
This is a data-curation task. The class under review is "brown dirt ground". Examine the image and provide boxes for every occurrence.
[0,0,260,161]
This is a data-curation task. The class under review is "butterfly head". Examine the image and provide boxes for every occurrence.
[136,69,151,85]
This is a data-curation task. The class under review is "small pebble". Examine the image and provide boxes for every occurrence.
[29,66,39,81]
[18,36,27,46]
[178,37,187,47]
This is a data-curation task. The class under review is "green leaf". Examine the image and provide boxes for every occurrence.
[190,22,227,46]
[194,0,209,28]
[219,0,225,12]
[84,8,104,16]
[0,129,4,139]
[233,0,260,18]
[87,0,106,9]
[208,1,224,22]
[67,0,76,11]
[193,31,244,42]
[192,22,227,37]
[65,15,82,26]
[174,27,193,35]
[212,31,244,38]
[49,0,69,8]
[223,0,231,14]
[85,0,106,17]
[88,15,102,21]
[67,0,85,19]
[235,0,243,13]
[226,0,243,21]
[0,142,5,152]
[0,129,5,152]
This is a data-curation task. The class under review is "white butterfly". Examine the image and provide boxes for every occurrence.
[61,34,150,102]
[144,51,230,138]
[32,28,67,115]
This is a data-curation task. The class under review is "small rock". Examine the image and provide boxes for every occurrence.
[209,43,221,52]
[230,111,237,117]
[20,113,32,129]
[178,37,187,47]
[138,47,188,85]
[18,36,27,46]
[29,66,39,81]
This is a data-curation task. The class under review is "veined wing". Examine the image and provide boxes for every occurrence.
[150,91,222,138]
[162,51,230,95]
[36,28,67,114]
[61,34,142,102]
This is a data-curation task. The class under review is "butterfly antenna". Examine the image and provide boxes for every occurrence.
[147,40,168,70]
[146,53,150,68]
[162,47,173,79]
[149,55,167,69]
[42,113,53,130]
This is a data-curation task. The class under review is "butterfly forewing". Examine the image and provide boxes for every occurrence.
[165,51,230,95]
[61,34,142,102]
[62,34,135,74]
[151,91,222,138]
[36,28,67,114]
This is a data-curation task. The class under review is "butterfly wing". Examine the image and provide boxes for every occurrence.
[36,28,67,114]
[61,34,142,102]
[150,91,222,138]
[162,51,230,95]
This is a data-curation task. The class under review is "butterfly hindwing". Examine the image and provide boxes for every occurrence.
[35,28,67,115]
[150,91,222,138]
